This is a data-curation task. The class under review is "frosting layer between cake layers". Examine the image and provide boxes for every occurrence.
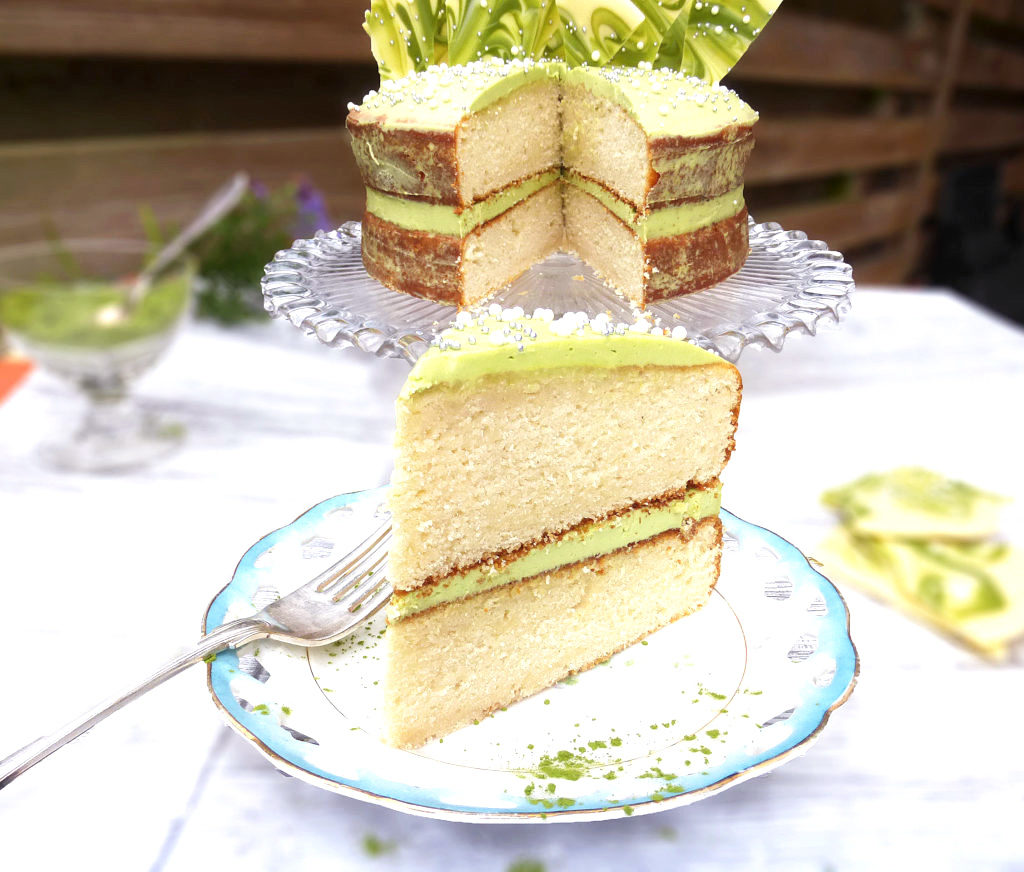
[365,171,560,236]
[384,516,724,748]
[364,172,745,242]
[562,174,744,240]
[389,482,722,619]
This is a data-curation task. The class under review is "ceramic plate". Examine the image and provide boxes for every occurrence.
[205,488,858,822]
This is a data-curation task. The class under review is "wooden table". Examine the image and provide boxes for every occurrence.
[1,289,1022,870]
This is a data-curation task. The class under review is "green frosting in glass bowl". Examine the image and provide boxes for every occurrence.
[0,269,191,350]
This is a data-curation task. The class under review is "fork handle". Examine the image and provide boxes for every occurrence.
[0,616,270,790]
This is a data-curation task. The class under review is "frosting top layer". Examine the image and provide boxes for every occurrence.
[351,58,756,137]
[562,63,757,137]
[400,308,728,398]
[352,58,555,131]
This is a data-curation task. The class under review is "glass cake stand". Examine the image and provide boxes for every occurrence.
[261,218,854,363]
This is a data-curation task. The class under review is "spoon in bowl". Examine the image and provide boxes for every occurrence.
[95,171,250,325]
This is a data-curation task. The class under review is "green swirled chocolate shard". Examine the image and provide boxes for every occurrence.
[660,0,781,81]
[554,0,645,66]
[604,0,689,68]
[445,0,559,66]
[365,0,447,79]
[365,0,780,81]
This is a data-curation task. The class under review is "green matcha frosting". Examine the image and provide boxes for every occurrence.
[352,59,756,138]
[354,59,558,131]
[366,171,560,234]
[562,64,757,137]
[400,308,728,399]
[366,171,742,238]
[390,483,721,619]
[562,173,744,239]
[0,273,191,350]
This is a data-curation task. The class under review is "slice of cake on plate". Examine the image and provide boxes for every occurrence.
[347,60,756,306]
[383,307,742,748]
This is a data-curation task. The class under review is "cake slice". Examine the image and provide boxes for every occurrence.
[384,307,742,747]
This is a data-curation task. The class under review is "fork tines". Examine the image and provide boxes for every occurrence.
[345,574,393,616]
[311,523,392,610]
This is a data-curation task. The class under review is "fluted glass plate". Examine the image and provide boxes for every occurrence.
[262,219,854,363]
[204,487,858,822]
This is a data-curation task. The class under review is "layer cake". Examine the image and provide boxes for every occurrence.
[347,60,756,306]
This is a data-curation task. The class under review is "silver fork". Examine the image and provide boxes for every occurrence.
[0,519,393,789]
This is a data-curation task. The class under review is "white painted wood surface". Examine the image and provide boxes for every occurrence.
[1,289,1022,871]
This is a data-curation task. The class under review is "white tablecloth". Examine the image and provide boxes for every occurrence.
[2,289,1022,871]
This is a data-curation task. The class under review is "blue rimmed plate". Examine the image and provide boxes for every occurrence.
[204,488,857,822]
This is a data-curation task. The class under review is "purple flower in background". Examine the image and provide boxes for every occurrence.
[190,175,335,324]
[293,180,333,237]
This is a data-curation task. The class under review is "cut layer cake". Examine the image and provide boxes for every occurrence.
[384,308,742,748]
[347,60,756,306]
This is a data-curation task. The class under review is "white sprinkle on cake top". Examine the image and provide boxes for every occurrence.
[433,306,690,352]
[350,59,757,137]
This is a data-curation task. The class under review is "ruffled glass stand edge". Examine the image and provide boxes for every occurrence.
[262,218,855,364]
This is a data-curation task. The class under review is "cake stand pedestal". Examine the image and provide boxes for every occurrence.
[261,218,854,362]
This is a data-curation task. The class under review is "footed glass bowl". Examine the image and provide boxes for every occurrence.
[0,239,192,472]
[262,218,854,363]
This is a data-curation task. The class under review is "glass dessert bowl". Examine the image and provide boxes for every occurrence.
[0,239,193,472]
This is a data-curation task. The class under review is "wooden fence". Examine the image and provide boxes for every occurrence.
[2,0,1023,284]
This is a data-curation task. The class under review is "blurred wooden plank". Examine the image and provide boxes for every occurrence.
[0,0,346,11]
[898,0,972,284]
[733,11,941,90]
[748,117,932,184]
[0,128,365,246]
[769,187,920,251]
[0,189,362,250]
[0,1,370,62]
[1,59,373,143]
[850,235,924,285]
[923,0,1015,22]
[943,108,1024,152]
[1004,153,1024,195]
[958,39,1024,91]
